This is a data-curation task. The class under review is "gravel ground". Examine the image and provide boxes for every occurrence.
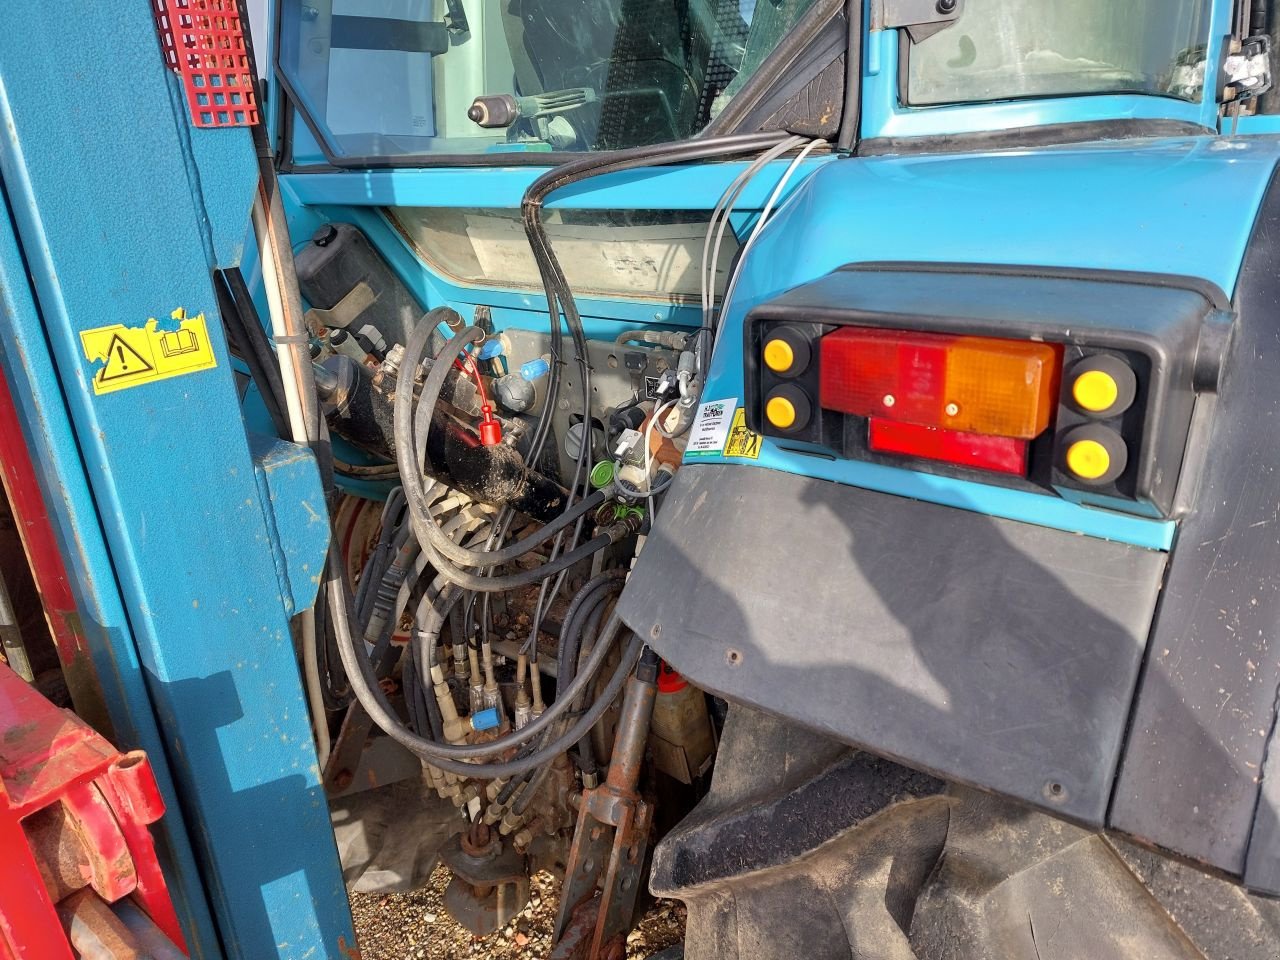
[350,865,684,959]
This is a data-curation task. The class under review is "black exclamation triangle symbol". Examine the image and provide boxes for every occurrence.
[99,334,154,383]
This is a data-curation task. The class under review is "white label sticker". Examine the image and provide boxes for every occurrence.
[686,398,739,456]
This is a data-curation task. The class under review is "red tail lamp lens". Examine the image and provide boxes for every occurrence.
[819,328,1061,440]
[869,419,1028,476]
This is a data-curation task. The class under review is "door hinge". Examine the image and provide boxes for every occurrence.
[875,0,963,44]
[1221,34,1273,104]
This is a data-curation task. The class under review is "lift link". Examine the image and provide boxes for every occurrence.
[551,649,660,960]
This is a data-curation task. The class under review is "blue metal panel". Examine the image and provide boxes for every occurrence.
[861,0,1235,140]
[248,435,329,617]
[693,135,1280,548]
[0,199,225,960]
[0,5,351,959]
[281,157,832,209]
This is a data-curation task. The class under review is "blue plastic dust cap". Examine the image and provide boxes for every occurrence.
[476,339,504,360]
[471,707,501,731]
[520,357,550,381]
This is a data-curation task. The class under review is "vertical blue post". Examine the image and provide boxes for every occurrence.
[0,3,353,958]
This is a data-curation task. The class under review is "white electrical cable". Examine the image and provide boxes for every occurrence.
[715,139,828,352]
[701,133,798,330]
[702,136,803,330]
[252,191,331,769]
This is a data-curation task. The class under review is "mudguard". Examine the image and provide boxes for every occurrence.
[617,460,1165,825]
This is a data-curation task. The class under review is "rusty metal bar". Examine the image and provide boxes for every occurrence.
[0,567,32,683]
[57,890,143,960]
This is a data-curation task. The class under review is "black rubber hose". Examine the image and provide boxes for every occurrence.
[224,267,289,409]
[560,576,624,779]
[557,571,627,684]
[313,583,350,710]
[522,131,793,216]
[330,540,638,774]
[367,538,420,672]
[214,270,291,438]
[495,764,536,807]
[511,762,553,817]
[571,594,614,777]
[355,518,407,627]
[395,319,606,569]
[395,326,616,591]
[414,524,613,594]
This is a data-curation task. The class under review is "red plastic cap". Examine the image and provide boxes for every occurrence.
[478,406,502,446]
[657,662,688,693]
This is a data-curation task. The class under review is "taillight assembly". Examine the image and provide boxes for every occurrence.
[761,325,1063,478]
[744,263,1232,519]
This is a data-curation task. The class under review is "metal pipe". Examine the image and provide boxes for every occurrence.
[0,568,32,682]
[250,162,332,770]
[57,891,143,960]
[604,652,659,793]
[491,639,559,678]
[25,803,93,902]
[113,899,188,960]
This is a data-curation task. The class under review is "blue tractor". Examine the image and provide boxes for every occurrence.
[3,0,1280,957]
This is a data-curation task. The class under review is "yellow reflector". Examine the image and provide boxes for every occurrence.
[766,395,797,429]
[1072,369,1119,413]
[763,338,795,373]
[1066,438,1111,480]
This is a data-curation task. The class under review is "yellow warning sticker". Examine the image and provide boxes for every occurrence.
[722,409,762,459]
[80,308,217,395]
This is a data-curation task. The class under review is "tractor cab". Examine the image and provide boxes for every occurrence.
[3,1,1280,958]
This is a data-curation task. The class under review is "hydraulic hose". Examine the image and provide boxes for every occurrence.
[214,270,290,438]
[557,570,627,683]
[395,319,604,566]
[558,572,626,777]
[330,540,641,777]
[394,324,618,591]
[409,573,631,759]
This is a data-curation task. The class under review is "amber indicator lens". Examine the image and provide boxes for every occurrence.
[818,328,1062,440]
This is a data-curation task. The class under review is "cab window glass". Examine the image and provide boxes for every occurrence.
[906,0,1212,107]
[278,0,818,161]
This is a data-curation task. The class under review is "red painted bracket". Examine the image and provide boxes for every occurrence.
[0,662,187,959]
[153,0,259,128]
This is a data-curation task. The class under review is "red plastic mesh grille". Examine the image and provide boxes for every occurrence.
[154,0,259,128]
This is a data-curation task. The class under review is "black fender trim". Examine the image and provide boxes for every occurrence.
[1110,168,1280,893]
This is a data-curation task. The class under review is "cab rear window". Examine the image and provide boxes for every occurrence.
[277,0,818,161]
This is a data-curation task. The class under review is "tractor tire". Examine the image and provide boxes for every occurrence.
[652,706,1280,960]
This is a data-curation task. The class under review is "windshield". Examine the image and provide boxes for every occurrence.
[905,0,1213,107]
[278,0,819,161]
